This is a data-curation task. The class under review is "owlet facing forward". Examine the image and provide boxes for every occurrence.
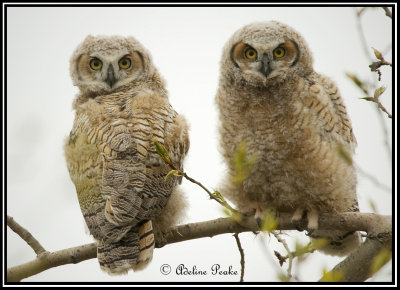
[64,35,189,274]
[216,21,361,256]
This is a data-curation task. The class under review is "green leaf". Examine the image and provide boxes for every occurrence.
[309,238,329,251]
[345,73,362,87]
[372,47,383,61]
[294,241,311,257]
[370,248,392,275]
[164,169,183,181]
[231,141,258,185]
[220,202,242,222]
[360,96,375,102]
[320,268,344,282]
[212,190,226,203]
[336,143,353,165]
[222,207,232,217]
[369,199,377,213]
[260,210,278,232]
[374,86,386,99]
[345,73,369,95]
[153,138,172,166]
[277,273,291,282]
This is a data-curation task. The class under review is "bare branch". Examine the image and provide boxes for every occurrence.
[382,7,392,19]
[7,216,47,256]
[7,242,97,282]
[320,217,392,282]
[154,217,257,248]
[233,233,245,282]
[7,212,391,282]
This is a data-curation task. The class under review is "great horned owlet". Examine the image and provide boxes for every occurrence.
[64,35,190,274]
[216,21,361,256]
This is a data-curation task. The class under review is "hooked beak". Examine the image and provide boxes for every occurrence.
[261,54,271,77]
[106,65,116,88]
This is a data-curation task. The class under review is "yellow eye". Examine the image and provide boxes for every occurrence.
[89,58,102,70]
[119,57,131,69]
[245,48,257,59]
[273,47,286,58]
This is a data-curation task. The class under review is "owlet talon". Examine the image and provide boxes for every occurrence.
[306,209,319,231]
[291,208,307,231]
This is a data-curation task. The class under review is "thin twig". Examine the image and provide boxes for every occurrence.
[374,105,392,163]
[369,58,392,81]
[233,233,245,282]
[376,101,392,119]
[353,8,393,119]
[7,216,47,256]
[361,96,392,119]
[355,163,392,193]
[182,171,240,215]
[258,234,290,281]
[271,231,293,280]
[355,8,374,61]
[346,73,392,119]
[153,138,240,216]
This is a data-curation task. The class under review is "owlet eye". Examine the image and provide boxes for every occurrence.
[273,47,286,58]
[245,48,257,59]
[119,57,131,69]
[89,58,102,70]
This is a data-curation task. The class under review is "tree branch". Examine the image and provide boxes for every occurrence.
[7,216,47,256]
[7,242,97,283]
[233,233,245,282]
[319,214,392,282]
[382,7,392,19]
[7,212,392,282]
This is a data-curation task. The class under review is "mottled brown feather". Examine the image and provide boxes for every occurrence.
[216,21,360,256]
[65,35,189,274]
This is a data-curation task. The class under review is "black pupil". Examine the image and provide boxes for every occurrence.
[122,60,127,66]
[277,49,282,55]
[93,61,99,67]
[249,51,254,56]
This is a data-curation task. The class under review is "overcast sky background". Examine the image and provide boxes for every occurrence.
[6,5,393,283]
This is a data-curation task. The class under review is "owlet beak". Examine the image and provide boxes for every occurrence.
[261,54,271,77]
[106,65,116,88]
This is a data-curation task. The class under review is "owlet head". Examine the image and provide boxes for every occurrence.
[70,35,157,96]
[220,21,314,87]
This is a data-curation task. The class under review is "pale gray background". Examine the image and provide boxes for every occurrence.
[6,6,393,283]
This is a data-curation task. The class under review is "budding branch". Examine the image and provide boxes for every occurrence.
[7,212,392,282]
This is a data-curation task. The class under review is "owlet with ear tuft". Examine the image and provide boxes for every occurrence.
[65,35,190,274]
[216,21,361,256]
